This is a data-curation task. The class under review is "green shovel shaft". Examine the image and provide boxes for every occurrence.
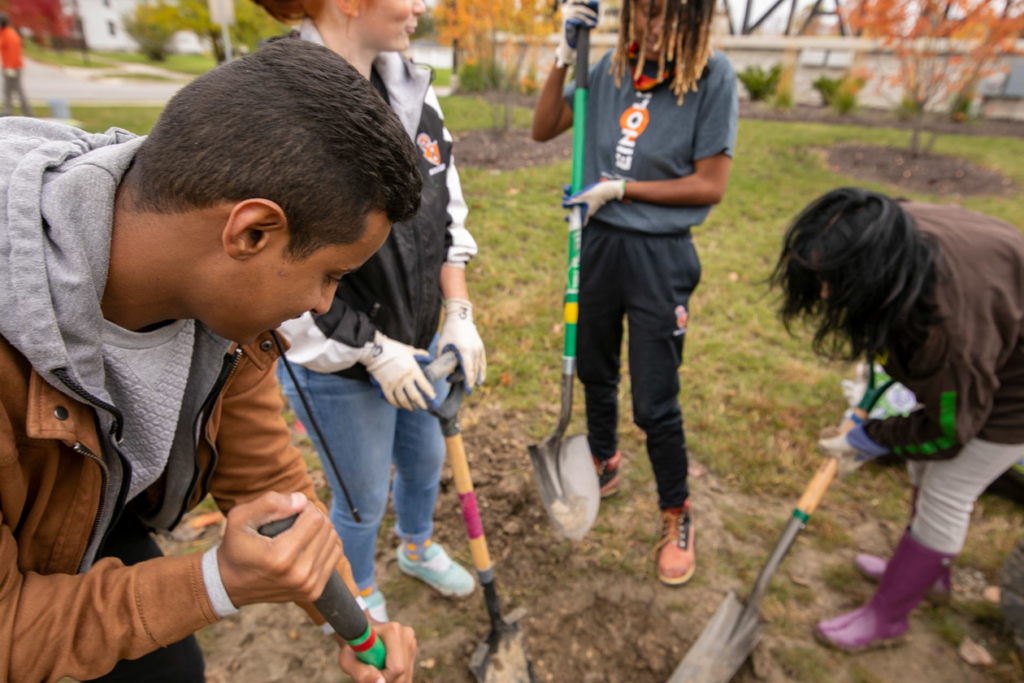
[563,27,589,360]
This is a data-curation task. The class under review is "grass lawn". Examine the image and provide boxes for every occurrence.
[432,67,451,87]
[94,51,218,76]
[24,43,116,69]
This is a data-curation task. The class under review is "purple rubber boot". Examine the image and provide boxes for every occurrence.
[854,552,951,602]
[817,530,954,651]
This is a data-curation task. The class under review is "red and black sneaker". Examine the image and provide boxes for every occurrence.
[593,451,621,498]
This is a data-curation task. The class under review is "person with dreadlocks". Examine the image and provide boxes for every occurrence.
[772,188,1024,652]
[533,0,737,585]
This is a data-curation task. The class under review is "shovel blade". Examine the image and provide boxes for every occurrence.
[527,433,600,541]
[667,591,761,683]
[469,610,536,683]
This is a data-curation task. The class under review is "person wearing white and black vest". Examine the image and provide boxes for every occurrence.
[254,0,484,622]
[772,188,1024,652]
[533,0,738,586]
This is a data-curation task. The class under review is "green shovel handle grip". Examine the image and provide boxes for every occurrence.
[564,27,590,360]
[258,514,385,670]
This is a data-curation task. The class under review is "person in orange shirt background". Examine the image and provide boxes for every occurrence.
[0,14,31,117]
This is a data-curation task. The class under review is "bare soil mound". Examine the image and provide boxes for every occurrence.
[827,144,1014,197]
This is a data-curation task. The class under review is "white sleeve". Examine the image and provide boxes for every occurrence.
[277,313,372,374]
[425,85,477,268]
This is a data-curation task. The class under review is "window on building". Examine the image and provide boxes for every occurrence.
[108,20,116,36]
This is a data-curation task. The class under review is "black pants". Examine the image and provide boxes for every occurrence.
[577,220,701,509]
[84,513,206,683]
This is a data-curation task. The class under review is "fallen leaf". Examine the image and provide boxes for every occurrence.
[187,511,224,529]
[500,372,511,387]
[506,187,520,196]
[983,585,1001,603]
[959,637,995,667]
[728,272,739,282]
[422,658,436,670]
[688,463,707,478]
[289,630,298,641]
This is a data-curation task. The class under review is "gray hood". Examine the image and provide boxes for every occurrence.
[0,118,141,410]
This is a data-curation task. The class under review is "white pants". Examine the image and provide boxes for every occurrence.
[909,438,1024,555]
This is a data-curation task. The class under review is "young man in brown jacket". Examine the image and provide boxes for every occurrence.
[0,40,421,683]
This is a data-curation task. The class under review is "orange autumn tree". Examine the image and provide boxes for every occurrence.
[436,0,555,132]
[847,0,1024,155]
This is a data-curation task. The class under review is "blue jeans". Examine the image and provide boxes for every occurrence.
[277,338,448,592]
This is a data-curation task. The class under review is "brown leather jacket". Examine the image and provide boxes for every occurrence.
[0,330,356,682]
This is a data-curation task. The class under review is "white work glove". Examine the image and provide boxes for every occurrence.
[556,0,599,68]
[360,331,436,411]
[563,179,625,226]
[437,298,487,392]
[818,424,887,477]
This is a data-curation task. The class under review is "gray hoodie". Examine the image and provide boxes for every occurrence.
[0,119,233,567]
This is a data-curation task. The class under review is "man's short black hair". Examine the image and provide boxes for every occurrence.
[129,39,422,258]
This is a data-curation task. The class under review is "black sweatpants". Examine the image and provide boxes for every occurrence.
[577,219,701,510]
[84,513,206,683]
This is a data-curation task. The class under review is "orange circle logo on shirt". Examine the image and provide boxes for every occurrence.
[619,106,650,135]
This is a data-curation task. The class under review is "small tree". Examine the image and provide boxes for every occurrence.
[436,0,553,133]
[847,0,1024,155]
[123,1,178,61]
[176,0,286,63]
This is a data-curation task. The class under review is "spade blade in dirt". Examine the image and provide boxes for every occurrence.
[528,433,600,541]
[666,592,759,683]
[469,607,535,683]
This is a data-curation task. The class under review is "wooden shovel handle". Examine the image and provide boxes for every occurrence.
[796,457,838,516]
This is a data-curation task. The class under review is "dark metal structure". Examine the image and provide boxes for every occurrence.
[733,0,849,36]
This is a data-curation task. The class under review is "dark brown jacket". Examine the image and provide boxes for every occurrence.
[865,201,1024,460]
[0,331,356,682]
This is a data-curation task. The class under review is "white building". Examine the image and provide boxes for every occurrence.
[65,0,205,53]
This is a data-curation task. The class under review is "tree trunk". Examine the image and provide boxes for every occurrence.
[909,109,925,157]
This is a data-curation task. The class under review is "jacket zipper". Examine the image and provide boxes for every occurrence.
[74,441,109,572]
[170,347,243,529]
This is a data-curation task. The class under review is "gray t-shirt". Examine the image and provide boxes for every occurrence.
[102,318,196,501]
[565,50,738,234]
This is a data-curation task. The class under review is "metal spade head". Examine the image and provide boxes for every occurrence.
[667,591,762,683]
[527,433,600,541]
[469,608,536,683]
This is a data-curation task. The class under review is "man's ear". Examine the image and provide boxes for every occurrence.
[222,199,289,261]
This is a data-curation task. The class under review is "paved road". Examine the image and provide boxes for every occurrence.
[22,58,186,105]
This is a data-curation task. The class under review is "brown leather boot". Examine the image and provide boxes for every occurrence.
[654,502,696,586]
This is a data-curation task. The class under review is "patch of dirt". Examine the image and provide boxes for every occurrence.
[826,144,1015,197]
[188,405,1014,682]
[452,127,572,171]
[741,101,1024,139]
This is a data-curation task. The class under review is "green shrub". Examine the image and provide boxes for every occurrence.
[812,75,842,106]
[122,1,178,62]
[457,60,504,92]
[737,64,781,102]
[898,94,922,121]
[950,92,973,122]
[831,74,866,115]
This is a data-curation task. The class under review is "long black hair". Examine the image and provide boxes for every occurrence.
[770,188,942,360]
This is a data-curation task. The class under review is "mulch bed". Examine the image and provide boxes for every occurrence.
[827,144,1015,197]
[452,127,573,170]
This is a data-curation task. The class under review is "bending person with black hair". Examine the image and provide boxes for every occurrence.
[772,188,1024,652]
[533,0,737,585]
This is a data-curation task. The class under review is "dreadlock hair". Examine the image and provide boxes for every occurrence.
[770,188,943,361]
[611,0,716,104]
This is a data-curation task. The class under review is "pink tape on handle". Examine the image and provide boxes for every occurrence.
[458,492,484,540]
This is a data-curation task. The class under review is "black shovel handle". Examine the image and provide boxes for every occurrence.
[423,350,465,437]
[258,514,385,668]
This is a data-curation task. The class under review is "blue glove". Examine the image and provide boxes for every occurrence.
[563,179,625,226]
[847,424,890,458]
[556,1,599,67]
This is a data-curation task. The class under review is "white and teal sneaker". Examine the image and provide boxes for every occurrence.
[397,541,475,598]
[361,588,389,623]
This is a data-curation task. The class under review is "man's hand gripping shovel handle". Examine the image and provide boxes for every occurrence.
[258,515,386,669]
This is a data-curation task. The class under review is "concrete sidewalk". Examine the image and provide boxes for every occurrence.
[21,58,186,106]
